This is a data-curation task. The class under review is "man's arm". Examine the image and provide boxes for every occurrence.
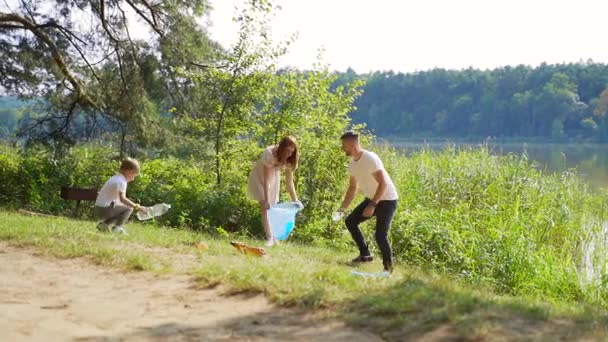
[340,176,358,211]
[362,170,387,218]
[370,170,387,205]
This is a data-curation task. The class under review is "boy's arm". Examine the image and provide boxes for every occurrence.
[118,191,141,211]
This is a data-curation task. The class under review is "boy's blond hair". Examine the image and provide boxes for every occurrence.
[120,158,140,173]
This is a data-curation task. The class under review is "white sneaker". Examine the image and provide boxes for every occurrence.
[96,222,109,232]
[112,226,128,235]
[264,239,274,247]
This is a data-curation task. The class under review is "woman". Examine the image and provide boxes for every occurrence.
[248,136,300,246]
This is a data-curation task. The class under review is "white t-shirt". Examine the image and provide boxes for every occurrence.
[95,174,128,207]
[348,150,398,201]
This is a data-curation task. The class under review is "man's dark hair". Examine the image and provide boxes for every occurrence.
[340,131,359,141]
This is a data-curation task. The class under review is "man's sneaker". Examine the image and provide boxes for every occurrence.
[264,239,274,247]
[112,226,128,235]
[351,255,374,263]
[96,222,109,232]
[383,261,394,274]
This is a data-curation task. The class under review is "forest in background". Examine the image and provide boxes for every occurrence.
[5,62,608,142]
[338,62,608,141]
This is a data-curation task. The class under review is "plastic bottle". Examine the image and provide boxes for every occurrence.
[136,203,171,221]
[350,270,390,278]
[332,211,345,222]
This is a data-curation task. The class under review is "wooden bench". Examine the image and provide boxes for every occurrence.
[60,186,98,217]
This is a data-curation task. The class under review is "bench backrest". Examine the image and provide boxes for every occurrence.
[60,186,98,201]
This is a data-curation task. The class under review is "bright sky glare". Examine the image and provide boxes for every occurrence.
[207,0,608,73]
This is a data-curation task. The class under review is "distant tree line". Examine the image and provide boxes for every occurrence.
[0,97,25,138]
[5,61,608,143]
[337,62,608,141]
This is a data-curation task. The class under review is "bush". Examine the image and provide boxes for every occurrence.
[0,145,22,206]
[2,143,608,306]
[131,157,262,235]
[378,145,606,303]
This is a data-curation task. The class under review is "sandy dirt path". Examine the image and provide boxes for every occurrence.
[0,243,383,342]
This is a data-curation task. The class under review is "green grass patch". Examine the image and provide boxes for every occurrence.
[4,144,608,308]
[1,210,608,339]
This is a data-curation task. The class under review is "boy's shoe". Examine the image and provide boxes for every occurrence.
[264,239,274,247]
[112,226,128,235]
[96,222,109,232]
[350,255,374,263]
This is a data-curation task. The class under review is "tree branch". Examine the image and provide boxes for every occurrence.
[117,4,142,67]
[190,61,229,69]
[139,0,159,27]
[0,12,97,108]
[94,0,124,43]
[39,23,103,84]
[123,0,164,37]
[0,23,24,29]
[36,22,88,46]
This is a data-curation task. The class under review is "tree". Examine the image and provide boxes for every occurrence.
[533,73,586,137]
[0,0,219,147]
[178,0,291,185]
[591,87,608,141]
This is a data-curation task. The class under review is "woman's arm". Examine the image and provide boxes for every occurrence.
[262,165,272,209]
[285,167,298,202]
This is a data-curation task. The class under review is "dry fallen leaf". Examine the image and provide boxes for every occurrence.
[230,241,266,257]
[195,242,209,250]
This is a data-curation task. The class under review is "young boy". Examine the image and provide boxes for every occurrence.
[94,158,146,235]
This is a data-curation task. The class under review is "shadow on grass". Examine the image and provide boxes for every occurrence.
[74,306,382,342]
[343,274,608,341]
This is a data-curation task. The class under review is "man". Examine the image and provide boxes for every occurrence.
[338,131,399,273]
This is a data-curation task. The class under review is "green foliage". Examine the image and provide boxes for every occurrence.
[0,146,21,205]
[376,145,608,304]
[1,0,220,149]
[2,211,608,340]
[0,144,117,214]
[343,63,608,140]
[254,69,365,242]
[0,96,28,138]
[2,0,608,314]
[176,1,294,186]
[2,143,608,307]
[129,155,261,234]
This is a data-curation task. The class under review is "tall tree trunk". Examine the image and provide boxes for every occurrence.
[119,127,126,160]
[215,95,231,186]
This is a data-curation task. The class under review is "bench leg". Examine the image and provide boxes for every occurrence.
[74,200,81,217]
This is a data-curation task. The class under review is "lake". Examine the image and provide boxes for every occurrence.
[387,139,608,191]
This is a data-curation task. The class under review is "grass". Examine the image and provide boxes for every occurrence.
[379,145,608,306]
[4,144,608,308]
[1,210,608,340]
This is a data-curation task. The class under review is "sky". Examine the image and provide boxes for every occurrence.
[206,0,608,73]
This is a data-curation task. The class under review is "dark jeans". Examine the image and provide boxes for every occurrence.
[345,198,397,268]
